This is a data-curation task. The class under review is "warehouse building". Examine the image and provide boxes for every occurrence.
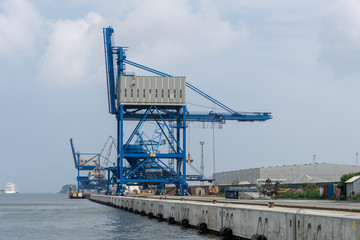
[214,163,360,185]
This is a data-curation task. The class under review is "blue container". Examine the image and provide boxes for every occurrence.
[225,189,237,199]
[225,187,258,199]
[327,185,334,198]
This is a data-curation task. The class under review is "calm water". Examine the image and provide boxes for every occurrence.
[0,194,220,240]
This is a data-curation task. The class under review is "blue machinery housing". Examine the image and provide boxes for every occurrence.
[101,27,272,195]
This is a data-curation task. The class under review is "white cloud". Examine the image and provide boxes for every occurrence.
[36,0,248,86]
[0,0,43,59]
[331,0,360,47]
[37,12,104,87]
[108,0,249,66]
[318,0,360,78]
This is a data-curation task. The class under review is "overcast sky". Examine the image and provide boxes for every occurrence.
[1,0,360,192]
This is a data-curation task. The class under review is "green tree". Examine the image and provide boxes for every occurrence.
[337,172,360,198]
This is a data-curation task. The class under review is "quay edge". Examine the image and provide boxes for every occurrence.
[90,194,360,240]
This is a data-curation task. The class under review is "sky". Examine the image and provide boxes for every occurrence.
[1,0,360,193]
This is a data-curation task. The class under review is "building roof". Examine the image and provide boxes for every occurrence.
[238,181,251,185]
[282,174,330,184]
[345,176,360,183]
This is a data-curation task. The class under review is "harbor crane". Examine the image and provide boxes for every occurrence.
[103,27,272,195]
[70,137,116,193]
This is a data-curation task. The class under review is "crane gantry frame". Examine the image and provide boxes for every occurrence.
[103,26,272,195]
[70,137,116,193]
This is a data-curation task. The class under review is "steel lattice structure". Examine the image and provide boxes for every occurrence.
[103,27,272,195]
[70,138,107,192]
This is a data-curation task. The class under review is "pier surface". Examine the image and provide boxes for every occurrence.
[148,195,360,212]
[90,194,360,240]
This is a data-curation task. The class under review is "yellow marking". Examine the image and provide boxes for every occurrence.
[150,153,156,157]
[353,222,356,230]
[246,210,248,216]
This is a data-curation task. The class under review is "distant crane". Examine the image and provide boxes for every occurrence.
[97,136,116,174]
[103,26,272,195]
[70,137,117,193]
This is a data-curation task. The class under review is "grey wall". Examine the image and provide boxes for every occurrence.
[214,168,260,184]
[215,164,360,185]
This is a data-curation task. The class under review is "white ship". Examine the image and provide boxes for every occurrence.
[5,182,17,194]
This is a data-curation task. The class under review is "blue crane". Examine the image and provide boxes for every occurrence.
[70,138,118,193]
[103,27,272,195]
[70,138,108,192]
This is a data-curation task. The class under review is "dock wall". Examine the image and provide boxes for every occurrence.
[90,195,360,240]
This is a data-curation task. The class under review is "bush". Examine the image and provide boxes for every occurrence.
[301,183,316,191]
[329,194,338,200]
[354,194,360,200]
[272,188,322,200]
[304,190,321,199]
[339,195,347,200]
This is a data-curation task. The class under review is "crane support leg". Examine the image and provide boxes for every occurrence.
[116,105,125,195]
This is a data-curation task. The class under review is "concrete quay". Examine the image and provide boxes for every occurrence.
[148,196,360,212]
[90,194,360,240]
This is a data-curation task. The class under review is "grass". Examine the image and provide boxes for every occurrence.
[196,193,225,197]
[272,187,325,200]
[348,193,360,200]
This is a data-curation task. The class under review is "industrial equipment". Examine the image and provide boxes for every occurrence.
[70,137,116,193]
[103,27,272,195]
[225,187,258,199]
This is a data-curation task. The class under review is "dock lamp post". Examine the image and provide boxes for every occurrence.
[200,141,205,185]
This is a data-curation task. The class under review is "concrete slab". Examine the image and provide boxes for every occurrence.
[90,195,360,240]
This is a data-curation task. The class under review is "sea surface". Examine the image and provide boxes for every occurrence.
[0,194,221,240]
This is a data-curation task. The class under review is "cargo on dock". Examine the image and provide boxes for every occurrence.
[69,192,86,199]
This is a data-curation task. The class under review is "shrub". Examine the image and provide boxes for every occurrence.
[354,194,360,200]
[272,188,322,200]
[329,194,337,200]
[301,183,316,191]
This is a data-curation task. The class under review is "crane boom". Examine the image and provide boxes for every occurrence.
[103,27,272,121]
[70,138,78,168]
[111,109,271,122]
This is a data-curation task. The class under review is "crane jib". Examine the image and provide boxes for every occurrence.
[103,26,271,120]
